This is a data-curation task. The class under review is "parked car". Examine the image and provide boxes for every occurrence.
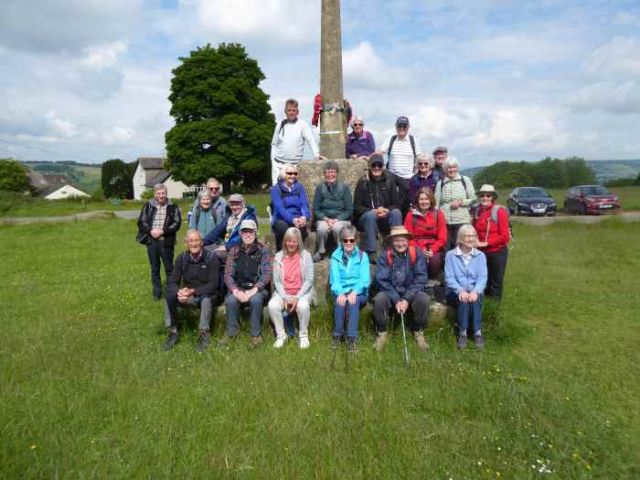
[564,185,621,214]
[506,187,557,216]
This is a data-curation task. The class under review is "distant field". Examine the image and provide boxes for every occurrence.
[1,218,638,478]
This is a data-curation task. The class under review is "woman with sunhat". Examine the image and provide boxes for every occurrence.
[472,184,510,300]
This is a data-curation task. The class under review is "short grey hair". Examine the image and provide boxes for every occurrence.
[339,225,358,242]
[456,224,478,244]
[184,229,203,245]
[281,227,304,254]
[205,177,222,193]
[323,160,340,173]
[416,154,434,169]
[153,183,167,193]
[198,190,212,200]
[443,157,460,172]
[351,116,364,127]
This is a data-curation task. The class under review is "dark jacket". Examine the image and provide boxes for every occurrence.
[203,205,258,250]
[313,181,353,221]
[271,180,310,225]
[167,249,219,299]
[224,241,272,292]
[137,199,182,246]
[374,247,428,304]
[353,171,400,220]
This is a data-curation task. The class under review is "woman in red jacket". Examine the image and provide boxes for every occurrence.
[473,184,510,299]
[404,187,447,279]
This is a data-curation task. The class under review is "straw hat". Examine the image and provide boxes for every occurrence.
[385,226,413,245]
[476,184,499,199]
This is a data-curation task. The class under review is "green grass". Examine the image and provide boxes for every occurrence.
[547,185,640,211]
[1,219,639,478]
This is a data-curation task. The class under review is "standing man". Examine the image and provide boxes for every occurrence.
[380,116,423,193]
[189,177,227,229]
[271,98,320,185]
[137,184,182,300]
[432,146,448,184]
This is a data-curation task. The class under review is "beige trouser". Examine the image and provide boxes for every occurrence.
[315,220,351,254]
[268,293,311,338]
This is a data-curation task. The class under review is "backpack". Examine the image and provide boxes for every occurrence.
[435,175,470,200]
[387,135,416,161]
[385,245,418,266]
[472,205,514,243]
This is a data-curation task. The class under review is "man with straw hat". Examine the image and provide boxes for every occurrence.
[372,226,430,352]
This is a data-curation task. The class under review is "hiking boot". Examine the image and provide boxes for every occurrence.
[457,334,468,350]
[414,331,429,351]
[195,330,211,352]
[374,332,388,352]
[250,335,263,348]
[312,252,324,263]
[162,331,179,351]
[330,336,341,350]
[368,252,378,265]
[273,336,287,349]
[217,335,235,349]
[347,337,358,353]
[298,335,310,349]
[474,334,486,349]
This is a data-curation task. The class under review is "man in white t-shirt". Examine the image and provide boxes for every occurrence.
[270,99,320,185]
[380,116,423,211]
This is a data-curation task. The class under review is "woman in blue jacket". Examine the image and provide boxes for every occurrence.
[329,225,370,352]
[444,224,488,349]
[271,164,310,251]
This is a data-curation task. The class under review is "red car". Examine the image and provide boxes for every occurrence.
[564,185,621,214]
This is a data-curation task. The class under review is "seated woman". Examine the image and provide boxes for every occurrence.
[345,116,375,159]
[408,154,437,202]
[444,224,488,350]
[404,188,447,280]
[268,227,315,349]
[270,164,310,251]
[189,190,218,238]
[329,225,371,352]
[203,193,257,259]
[473,184,510,300]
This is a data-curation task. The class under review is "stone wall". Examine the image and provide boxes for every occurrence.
[297,157,368,200]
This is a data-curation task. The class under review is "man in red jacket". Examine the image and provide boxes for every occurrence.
[473,184,510,299]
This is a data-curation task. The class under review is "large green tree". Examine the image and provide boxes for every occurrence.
[165,43,275,190]
[0,158,31,193]
[101,158,133,199]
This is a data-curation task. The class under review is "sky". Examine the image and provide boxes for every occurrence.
[0,0,639,168]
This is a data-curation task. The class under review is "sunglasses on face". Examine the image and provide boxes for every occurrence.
[417,162,429,166]
[342,238,356,244]
[285,172,298,176]
[479,194,493,198]
[353,123,363,127]
[209,187,220,192]
[371,163,383,169]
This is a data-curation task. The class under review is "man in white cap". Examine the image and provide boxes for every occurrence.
[372,226,430,352]
[270,98,320,185]
[219,219,272,347]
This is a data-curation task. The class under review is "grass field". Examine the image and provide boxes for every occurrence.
[1,218,639,478]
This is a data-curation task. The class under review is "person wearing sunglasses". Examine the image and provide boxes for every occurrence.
[189,177,227,234]
[353,153,402,264]
[345,116,376,159]
[270,164,310,251]
[408,154,437,204]
[472,184,510,300]
[329,226,371,353]
[312,160,353,262]
[270,98,320,185]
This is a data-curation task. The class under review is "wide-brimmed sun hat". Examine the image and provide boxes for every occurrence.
[477,184,499,198]
[385,226,413,245]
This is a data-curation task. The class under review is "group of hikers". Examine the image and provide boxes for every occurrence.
[136,99,511,353]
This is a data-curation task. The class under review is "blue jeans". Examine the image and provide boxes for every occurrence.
[357,209,402,253]
[447,291,483,335]
[225,289,268,337]
[333,294,368,340]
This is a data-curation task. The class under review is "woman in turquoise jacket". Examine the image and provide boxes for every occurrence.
[329,225,370,352]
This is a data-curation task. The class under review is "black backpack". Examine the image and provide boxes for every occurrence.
[387,134,416,161]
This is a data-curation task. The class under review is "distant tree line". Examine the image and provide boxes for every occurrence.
[101,159,137,199]
[0,158,31,193]
[473,157,597,189]
[604,172,640,187]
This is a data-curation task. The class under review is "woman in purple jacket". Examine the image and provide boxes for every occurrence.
[345,117,375,159]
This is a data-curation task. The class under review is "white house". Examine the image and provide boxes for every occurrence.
[44,184,91,200]
[132,157,190,200]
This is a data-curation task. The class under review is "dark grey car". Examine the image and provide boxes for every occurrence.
[507,187,557,216]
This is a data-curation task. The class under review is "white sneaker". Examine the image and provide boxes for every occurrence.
[299,336,310,349]
[273,336,287,349]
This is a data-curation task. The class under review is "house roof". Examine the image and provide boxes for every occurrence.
[40,183,89,197]
[27,171,48,187]
[137,157,165,170]
[145,170,171,187]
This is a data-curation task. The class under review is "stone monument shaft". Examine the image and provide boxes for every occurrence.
[319,0,346,159]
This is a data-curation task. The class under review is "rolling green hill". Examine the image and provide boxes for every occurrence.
[22,161,101,194]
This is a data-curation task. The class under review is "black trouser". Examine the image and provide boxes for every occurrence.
[273,220,308,251]
[372,291,430,333]
[146,238,174,297]
[485,247,508,299]
[392,174,411,216]
[446,223,463,252]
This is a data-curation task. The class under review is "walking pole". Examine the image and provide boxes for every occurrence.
[400,311,410,367]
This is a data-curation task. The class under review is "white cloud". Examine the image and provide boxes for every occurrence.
[81,42,128,69]
[343,42,412,90]
[45,111,78,138]
[570,81,640,114]
[585,37,640,77]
